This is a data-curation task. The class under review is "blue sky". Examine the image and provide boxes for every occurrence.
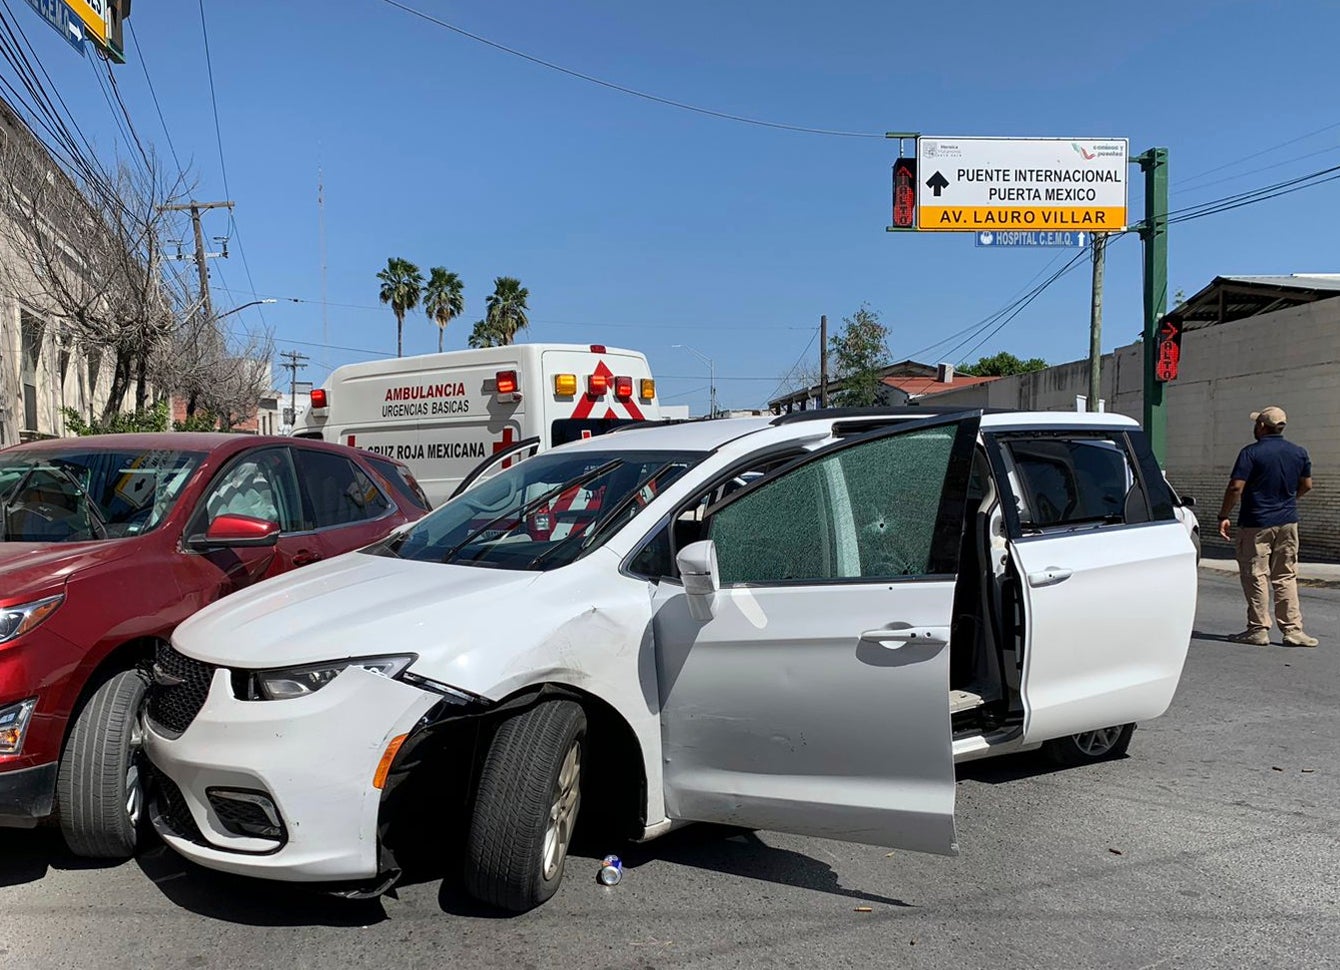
[16,0,1340,413]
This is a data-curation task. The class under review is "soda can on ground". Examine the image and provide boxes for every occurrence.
[597,854,622,886]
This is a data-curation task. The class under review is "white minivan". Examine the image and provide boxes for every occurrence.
[295,343,660,506]
[145,409,1196,911]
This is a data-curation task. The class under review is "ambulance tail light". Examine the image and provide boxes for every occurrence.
[613,376,634,399]
[495,370,520,403]
[310,388,328,411]
[553,373,578,396]
[639,378,655,401]
[587,372,609,396]
[589,344,607,354]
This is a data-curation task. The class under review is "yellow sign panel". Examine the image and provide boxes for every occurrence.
[62,0,108,46]
[918,205,1125,231]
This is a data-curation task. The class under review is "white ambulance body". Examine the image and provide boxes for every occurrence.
[297,344,660,506]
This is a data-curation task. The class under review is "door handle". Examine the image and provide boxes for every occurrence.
[860,627,951,649]
[1027,566,1072,588]
[293,550,323,566]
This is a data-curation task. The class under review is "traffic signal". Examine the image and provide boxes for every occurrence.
[891,157,917,229]
[1155,317,1183,382]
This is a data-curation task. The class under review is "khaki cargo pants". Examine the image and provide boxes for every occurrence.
[1235,523,1303,635]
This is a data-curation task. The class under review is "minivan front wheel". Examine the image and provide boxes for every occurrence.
[464,699,587,912]
[1044,723,1135,766]
[56,669,151,858]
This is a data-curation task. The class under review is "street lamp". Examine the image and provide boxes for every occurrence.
[216,298,277,320]
[673,344,716,418]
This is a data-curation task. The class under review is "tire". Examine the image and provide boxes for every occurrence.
[56,669,150,859]
[464,700,587,912]
[1044,723,1135,766]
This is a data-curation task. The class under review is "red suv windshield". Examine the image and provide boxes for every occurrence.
[0,448,205,542]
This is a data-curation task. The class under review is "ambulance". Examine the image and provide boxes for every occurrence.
[295,344,660,506]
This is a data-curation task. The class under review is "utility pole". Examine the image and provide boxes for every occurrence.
[819,314,829,408]
[1135,148,1170,463]
[1087,233,1106,412]
[157,200,234,319]
[280,349,309,431]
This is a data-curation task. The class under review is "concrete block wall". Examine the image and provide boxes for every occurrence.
[922,297,1340,560]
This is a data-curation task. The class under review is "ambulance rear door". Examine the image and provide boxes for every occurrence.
[541,346,661,447]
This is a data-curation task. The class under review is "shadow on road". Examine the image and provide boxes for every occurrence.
[601,825,913,908]
[0,827,131,888]
[955,749,1128,786]
[133,842,388,927]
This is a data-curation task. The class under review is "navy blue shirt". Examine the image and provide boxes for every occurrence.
[1230,434,1312,527]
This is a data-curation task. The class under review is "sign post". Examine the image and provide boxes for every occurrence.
[916,137,1128,232]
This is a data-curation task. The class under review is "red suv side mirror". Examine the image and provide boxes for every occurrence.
[188,514,281,551]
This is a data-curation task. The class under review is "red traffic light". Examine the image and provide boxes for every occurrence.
[892,157,917,229]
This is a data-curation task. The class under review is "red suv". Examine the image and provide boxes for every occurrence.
[0,433,429,857]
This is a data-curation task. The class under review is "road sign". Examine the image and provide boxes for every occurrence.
[917,137,1128,232]
[61,0,107,47]
[21,0,87,55]
[974,230,1088,248]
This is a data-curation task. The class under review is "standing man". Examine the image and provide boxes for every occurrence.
[1218,406,1317,646]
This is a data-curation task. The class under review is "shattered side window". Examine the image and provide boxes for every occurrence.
[708,427,956,585]
[711,463,832,584]
[838,429,955,578]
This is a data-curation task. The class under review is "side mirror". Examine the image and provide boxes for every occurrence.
[188,513,280,551]
[675,540,719,620]
[1180,494,1196,508]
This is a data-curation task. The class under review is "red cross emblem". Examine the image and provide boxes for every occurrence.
[492,427,517,468]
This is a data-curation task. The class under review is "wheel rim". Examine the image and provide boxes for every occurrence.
[1074,726,1122,756]
[125,715,145,828]
[542,741,581,881]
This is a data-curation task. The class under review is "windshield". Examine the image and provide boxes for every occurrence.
[0,447,205,543]
[378,449,702,570]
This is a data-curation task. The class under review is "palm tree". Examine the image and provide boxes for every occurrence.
[423,268,465,353]
[484,276,530,346]
[467,318,505,348]
[376,257,424,357]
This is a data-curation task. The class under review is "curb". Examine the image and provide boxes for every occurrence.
[1198,562,1340,590]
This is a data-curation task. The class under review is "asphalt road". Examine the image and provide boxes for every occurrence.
[2,572,1337,970]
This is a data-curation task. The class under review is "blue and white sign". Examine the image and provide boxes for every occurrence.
[974,230,1088,248]
[21,0,87,56]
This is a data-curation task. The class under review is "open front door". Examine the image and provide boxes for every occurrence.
[652,413,981,854]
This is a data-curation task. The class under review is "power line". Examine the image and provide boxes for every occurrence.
[196,0,268,331]
[1174,141,1340,198]
[376,0,883,139]
[101,54,154,176]
[764,324,820,404]
[127,21,182,176]
[1178,119,1340,187]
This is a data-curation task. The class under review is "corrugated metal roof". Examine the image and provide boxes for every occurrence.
[1165,274,1340,331]
[1221,274,1340,292]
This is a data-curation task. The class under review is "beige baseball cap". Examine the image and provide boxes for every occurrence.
[1251,406,1287,428]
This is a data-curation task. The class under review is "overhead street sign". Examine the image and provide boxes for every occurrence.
[21,0,87,55]
[917,137,1128,232]
[61,0,107,47]
[975,230,1088,248]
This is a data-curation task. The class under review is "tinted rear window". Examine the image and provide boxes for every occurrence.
[366,456,433,511]
[551,418,644,447]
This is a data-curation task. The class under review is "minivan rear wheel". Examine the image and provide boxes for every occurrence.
[1044,723,1135,766]
[56,669,151,858]
[464,699,587,912]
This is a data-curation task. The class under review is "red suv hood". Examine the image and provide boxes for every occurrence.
[0,540,137,604]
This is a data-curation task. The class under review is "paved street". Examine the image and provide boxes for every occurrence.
[2,572,1336,970]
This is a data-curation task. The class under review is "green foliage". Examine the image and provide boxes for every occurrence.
[424,267,465,353]
[484,276,530,346]
[957,352,1049,377]
[173,411,221,432]
[829,304,890,407]
[62,401,170,436]
[467,318,505,348]
[377,256,425,357]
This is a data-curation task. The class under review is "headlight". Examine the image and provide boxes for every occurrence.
[251,655,415,700]
[0,594,63,645]
[0,698,37,755]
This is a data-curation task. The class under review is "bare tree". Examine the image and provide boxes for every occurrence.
[0,123,189,423]
[151,297,274,430]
